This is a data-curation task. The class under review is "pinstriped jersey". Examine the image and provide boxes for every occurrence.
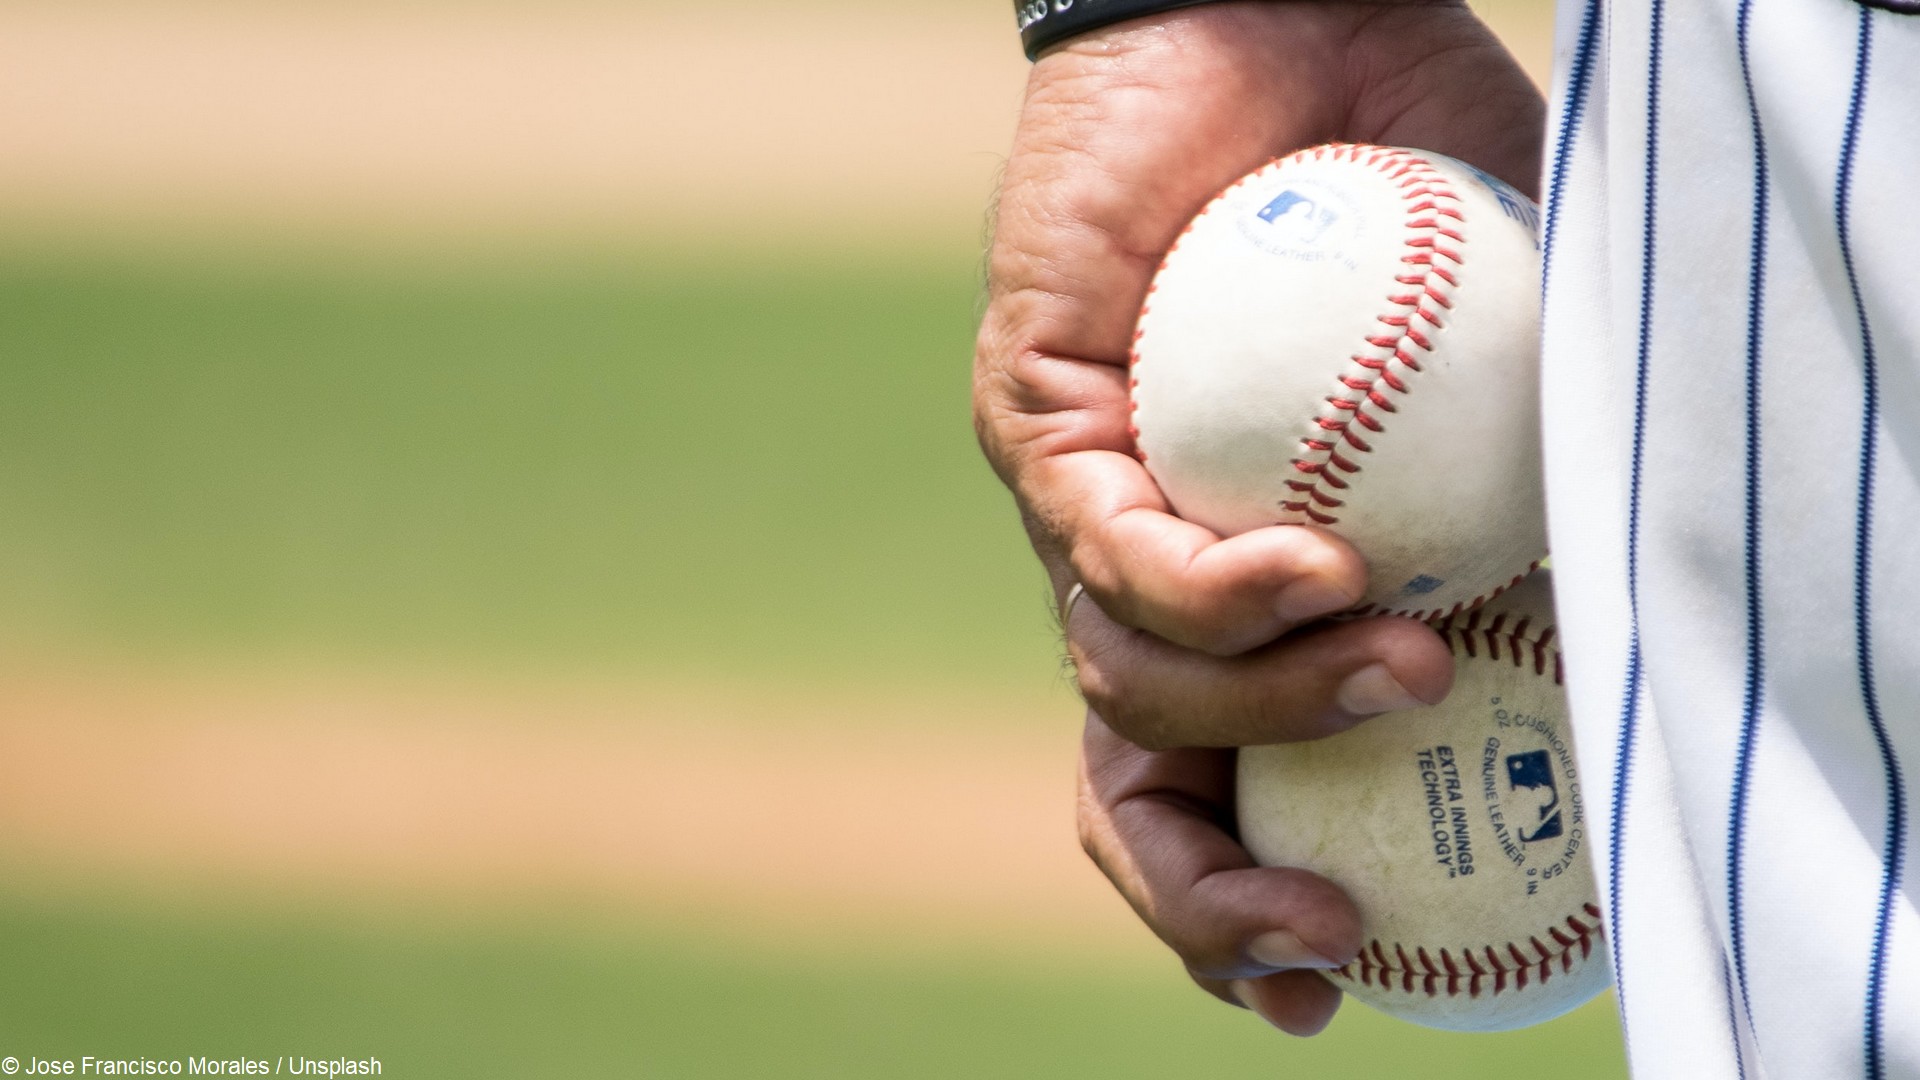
[1539,0,1920,1075]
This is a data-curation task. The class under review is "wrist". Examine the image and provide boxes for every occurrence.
[1017,0,1472,62]
[1018,0,1228,60]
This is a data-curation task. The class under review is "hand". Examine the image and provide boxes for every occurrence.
[1078,708,1362,1035]
[981,0,1548,1033]
[976,0,1546,749]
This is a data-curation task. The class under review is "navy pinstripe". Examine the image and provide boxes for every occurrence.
[1834,11,1907,1077]
[1724,0,1769,1025]
[1538,0,1622,1023]
[1537,0,1616,1014]
[1541,0,1604,304]
[1607,0,1668,1028]
[1724,959,1751,1080]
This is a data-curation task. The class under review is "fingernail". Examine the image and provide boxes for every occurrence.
[1335,663,1425,716]
[1248,930,1345,970]
[1276,575,1358,623]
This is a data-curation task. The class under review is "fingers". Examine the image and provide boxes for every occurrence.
[1341,3,1548,197]
[1078,712,1362,1034]
[1083,515,1367,656]
[980,337,1372,655]
[1068,597,1454,749]
[1024,440,1371,655]
[1223,971,1346,1037]
[1189,970,1345,1037]
[1080,718,1365,975]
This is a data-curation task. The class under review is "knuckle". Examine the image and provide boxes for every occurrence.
[1074,793,1102,861]
[1074,669,1122,726]
[1064,548,1117,609]
[1076,654,1182,750]
[1067,625,1124,702]
[991,341,1065,417]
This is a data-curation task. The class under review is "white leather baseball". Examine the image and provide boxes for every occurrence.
[1237,572,1608,1032]
[1130,144,1546,618]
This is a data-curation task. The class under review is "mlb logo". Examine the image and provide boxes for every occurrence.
[1256,190,1338,243]
[1507,750,1565,844]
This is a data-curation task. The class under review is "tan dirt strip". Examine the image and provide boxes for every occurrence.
[0,672,1158,952]
[0,4,1030,250]
[0,2,1551,250]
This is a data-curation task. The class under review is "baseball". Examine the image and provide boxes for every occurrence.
[1237,571,1608,1031]
[1129,144,1546,619]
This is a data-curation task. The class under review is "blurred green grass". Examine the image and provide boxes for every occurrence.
[0,248,1055,689]
[0,891,1626,1079]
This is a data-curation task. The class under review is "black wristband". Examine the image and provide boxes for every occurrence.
[1017,0,1228,60]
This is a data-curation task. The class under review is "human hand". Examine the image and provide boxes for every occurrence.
[1078,708,1362,1034]
[976,0,1546,749]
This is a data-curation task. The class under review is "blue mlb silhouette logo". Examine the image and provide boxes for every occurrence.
[1256,190,1338,243]
[1507,750,1565,843]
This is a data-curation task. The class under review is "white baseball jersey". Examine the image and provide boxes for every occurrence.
[1540,0,1920,1075]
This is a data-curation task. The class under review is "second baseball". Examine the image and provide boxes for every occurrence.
[1237,572,1608,1031]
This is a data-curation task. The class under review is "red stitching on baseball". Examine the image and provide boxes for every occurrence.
[1336,904,1604,999]
[1274,146,1465,527]
[1340,563,1537,623]
[1426,577,1561,684]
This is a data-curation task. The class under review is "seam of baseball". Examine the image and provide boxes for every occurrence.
[1278,144,1461,537]
[1332,903,1604,1000]
[1126,155,1265,452]
[1346,564,1537,624]
[1427,589,1564,685]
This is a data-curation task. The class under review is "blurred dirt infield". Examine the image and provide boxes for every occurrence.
[0,672,1152,951]
[0,3,1029,252]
